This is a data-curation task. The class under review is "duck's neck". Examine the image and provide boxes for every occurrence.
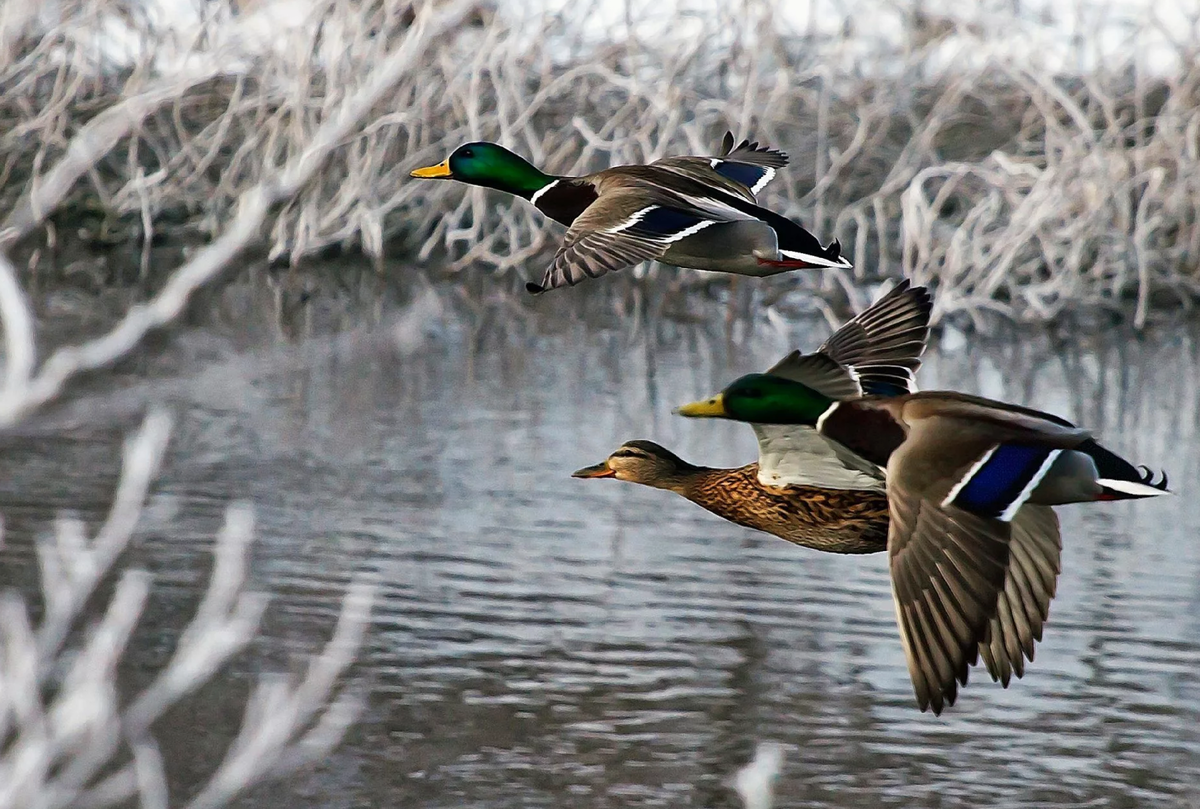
[507,172,558,200]
[478,167,596,227]
[469,154,597,225]
[647,462,713,498]
[477,157,556,200]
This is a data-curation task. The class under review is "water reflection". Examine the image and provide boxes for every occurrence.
[1,266,1198,807]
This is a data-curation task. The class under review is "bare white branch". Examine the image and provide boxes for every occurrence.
[0,412,374,809]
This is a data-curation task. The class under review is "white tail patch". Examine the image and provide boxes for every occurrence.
[779,248,853,269]
[941,445,998,509]
[1096,478,1170,497]
[998,449,1062,522]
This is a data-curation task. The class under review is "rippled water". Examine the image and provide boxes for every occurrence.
[1,269,1198,807]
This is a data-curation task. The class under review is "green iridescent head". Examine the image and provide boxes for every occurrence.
[676,373,833,424]
[410,142,553,198]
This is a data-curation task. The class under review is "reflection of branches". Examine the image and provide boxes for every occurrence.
[0,411,375,809]
[734,742,784,809]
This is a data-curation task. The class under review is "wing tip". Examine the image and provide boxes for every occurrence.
[721,132,790,167]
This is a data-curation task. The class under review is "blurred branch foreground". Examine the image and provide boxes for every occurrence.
[1,0,1199,324]
[0,412,374,809]
[0,2,485,805]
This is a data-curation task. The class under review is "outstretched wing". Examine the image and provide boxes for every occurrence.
[817,279,933,396]
[884,453,1064,713]
[978,504,1061,687]
[752,281,933,488]
[764,352,863,400]
[527,192,720,293]
[767,280,932,397]
[879,407,1080,713]
[886,478,1011,715]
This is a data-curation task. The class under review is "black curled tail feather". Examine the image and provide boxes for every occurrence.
[1082,439,1170,498]
[1083,439,1158,485]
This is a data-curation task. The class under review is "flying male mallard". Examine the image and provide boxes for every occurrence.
[411,132,850,293]
[678,361,1170,713]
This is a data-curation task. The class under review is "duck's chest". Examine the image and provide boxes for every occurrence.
[530,181,598,226]
[819,403,906,468]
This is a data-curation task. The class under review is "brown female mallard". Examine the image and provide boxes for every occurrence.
[575,440,890,553]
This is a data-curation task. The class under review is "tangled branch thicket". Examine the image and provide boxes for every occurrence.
[2,0,1200,326]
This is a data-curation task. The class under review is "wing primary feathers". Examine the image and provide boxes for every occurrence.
[818,279,934,394]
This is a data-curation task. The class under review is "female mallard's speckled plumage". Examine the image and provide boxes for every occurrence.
[410,133,850,293]
[574,440,889,554]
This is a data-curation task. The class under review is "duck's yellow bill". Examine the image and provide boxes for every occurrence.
[675,393,727,418]
[410,160,452,179]
[572,461,615,479]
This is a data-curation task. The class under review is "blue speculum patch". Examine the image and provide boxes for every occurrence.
[634,207,706,237]
[861,379,910,397]
[953,443,1055,517]
[714,162,767,189]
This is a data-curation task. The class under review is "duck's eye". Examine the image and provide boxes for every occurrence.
[741,387,763,399]
[461,148,474,158]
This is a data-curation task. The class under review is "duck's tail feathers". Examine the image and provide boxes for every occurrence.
[1083,439,1170,499]
[1096,468,1170,499]
[774,240,853,270]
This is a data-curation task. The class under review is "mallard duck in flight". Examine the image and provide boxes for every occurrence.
[410,132,850,293]
[677,364,1170,714]
[574,280,932,555]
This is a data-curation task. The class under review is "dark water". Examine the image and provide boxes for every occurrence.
[1,268,1198,808]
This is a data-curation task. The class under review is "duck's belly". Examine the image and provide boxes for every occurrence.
[688,466,890,554]
[660,221,787,276]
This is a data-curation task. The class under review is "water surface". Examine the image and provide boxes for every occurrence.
[1,268,1197,807]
